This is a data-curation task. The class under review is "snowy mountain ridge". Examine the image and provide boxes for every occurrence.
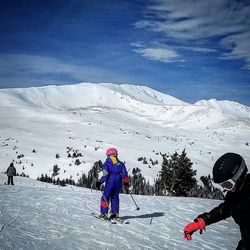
[0,82,249,128]
[195,99,250,119]
[0,82,187,108]
[0,82,249,184]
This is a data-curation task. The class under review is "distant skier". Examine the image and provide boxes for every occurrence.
[183,153,249,250]
[6,162,16,185]
[96,148,129,220]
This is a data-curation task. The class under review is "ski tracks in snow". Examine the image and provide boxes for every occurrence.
[0,182,240,249]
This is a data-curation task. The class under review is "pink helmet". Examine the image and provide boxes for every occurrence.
[106,148,118,156]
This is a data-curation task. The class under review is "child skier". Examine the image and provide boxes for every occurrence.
[96,148,129,220]
[183,153,250,250]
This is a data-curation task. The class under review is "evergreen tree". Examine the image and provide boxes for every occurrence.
[40,173,45,182]
[52,165,60,177]
[174,149,197,196]
[87,161,101,188]
[60,179,66,187]
[159,149,197,196]
[129,168,145,195]
[78,173,88,187]
[188,175,224,200]
[77,160,102,188]
[212,186,224,200]
[153,178,163,196]
[159,153,173,195]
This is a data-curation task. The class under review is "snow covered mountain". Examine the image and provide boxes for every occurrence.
[0,174,240,250]
[195,99,250,119]
[0,82,249,183]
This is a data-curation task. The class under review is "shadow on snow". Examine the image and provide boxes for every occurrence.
[121,212,165,220]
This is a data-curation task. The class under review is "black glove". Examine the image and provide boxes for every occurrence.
[123,182,129,190]
[96,181,102,190]
[97,160,103,170]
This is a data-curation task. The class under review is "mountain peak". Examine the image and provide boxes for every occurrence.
[195,99,250,119]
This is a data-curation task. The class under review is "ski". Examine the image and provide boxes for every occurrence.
[91,212,117,224]
[90,213,129,224]
[112,218,129,224]
[109,216,129,224]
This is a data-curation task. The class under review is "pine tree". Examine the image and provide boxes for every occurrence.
[130,168,145,195]
[159,153,173,195]
[52,165,60,177]
[40,173,45,182]
[173,149,197,196]
[60,179,66,187]
[188,175,224,200]
[159,149,197,196]
[87,161,100,188]
[77,161,102,188]
[78,173,88,187]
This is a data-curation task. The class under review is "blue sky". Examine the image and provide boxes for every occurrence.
[0,0,250,105]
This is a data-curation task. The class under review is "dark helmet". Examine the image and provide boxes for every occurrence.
[213,153,247,189]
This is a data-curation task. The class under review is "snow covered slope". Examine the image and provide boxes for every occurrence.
[0,175,240,250]
[195,99,250,119]
[0,82,249,183]
[0,82,187,108]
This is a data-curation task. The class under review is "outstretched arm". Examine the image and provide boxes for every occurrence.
[184,200,232,240]
[197,200,232,225]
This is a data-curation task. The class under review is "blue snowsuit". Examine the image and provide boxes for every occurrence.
[100,157,128,214]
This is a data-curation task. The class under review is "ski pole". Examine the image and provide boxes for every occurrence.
[130,192,140,210]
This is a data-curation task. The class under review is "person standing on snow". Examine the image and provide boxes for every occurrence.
[96,148,129,220]
[6,162,16,185]
[183,153,250,250]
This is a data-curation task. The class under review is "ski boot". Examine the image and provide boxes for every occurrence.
[109,213,119,220]
[99,213,109,220]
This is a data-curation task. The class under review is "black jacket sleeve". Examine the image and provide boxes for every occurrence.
[197,199,232,226]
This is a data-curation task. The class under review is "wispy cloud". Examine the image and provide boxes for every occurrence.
[134,0,250,69]
[220,32,250,70]
[0,54,88,79]
[131,42,183,63]
[0,54,124,87]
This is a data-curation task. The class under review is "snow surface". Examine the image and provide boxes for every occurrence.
[0,174,240,250]
[0,82,249,184]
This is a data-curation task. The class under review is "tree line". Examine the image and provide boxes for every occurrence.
[38,149,223,199]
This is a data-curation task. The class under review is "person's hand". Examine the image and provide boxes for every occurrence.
[123,182,129,190]
[183,218,206,240]
[96,181,102,190]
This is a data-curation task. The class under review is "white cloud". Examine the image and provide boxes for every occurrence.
[220,31,250,70]
[135,0,250,69]
[177,46,217,53]
[132,44,182,63]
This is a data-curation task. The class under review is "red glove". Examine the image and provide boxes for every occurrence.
[123,177,129,189]
[183,218,206,240]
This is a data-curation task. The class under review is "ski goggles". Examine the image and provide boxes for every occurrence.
[220,160,246,191]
